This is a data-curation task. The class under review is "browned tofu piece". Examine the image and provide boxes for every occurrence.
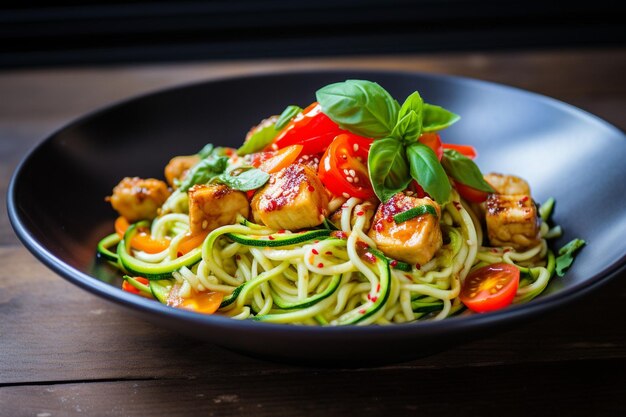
[108,177,171,222]
[368,193,442,266]
[485,194,540,250]
[251,164,329,231]
[164,154,201,188]
[484,173,531,195]
[188,184,249,235]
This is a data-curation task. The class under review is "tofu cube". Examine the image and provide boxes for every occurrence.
[485,194,540,250]
[188,184,249,235]
[484,173,531,195]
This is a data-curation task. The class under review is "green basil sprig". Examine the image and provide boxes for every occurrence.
[441,149,495,193]
[555,238,586,277]
[317,80,460,204]
[275,105,303,130]
[213,167,270,192]
[368,139,412,202]
[237,116,280,156]
[179,155,228,192]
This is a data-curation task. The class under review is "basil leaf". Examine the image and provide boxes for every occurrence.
[275,105,302,131]
[422,104,460,132]
[555,238,586,277]
[406,143,451,204]
[197,143,215,159]
[368,138,412,202]
[392,92,423,142]
[179,156,228,191]
[237,116,279,156]
[441,149,494,193]
[214,167,270,192]
[316,80,399,139]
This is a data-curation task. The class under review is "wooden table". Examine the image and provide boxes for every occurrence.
[1,49,625,416]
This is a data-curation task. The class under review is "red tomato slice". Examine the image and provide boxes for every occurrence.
[460,263,520,313]
[418,133,443,160]
[318,133,374,199]
[270,102,346,155]
[257,144,303,174]
[443,143,477,159]
[455,181,490,203]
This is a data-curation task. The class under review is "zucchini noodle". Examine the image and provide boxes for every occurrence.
[100,189,558,325]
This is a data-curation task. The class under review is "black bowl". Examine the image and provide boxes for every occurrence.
[8,70,626,366]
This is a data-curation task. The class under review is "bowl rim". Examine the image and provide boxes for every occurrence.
[7,68,626,337]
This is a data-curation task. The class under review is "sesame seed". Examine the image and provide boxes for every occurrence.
[302,155,310,160]
[346,177,354,183]
[342,192,350,199]
[343,169,349,175]
[354,177,359,183]
[202,220,208,229]
[349,169,356,177]
[353,143,359,152]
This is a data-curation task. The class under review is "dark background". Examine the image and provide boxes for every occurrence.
[1,0,625,69]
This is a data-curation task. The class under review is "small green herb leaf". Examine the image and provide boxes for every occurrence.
[539,197,556,223]
[214,167,270,192]
[368,138,412,202]
[316,80,399,139]
[275,105,302,130]
[422,104,461,132]
[555,238,585,277]
[406,143,451,204]
[197,143,215,159]
[392,92,423,142]
[179,156,228,191]
[237,116,279,156]
[441,149,495,193]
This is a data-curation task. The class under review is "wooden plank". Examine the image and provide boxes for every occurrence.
[1,245,625,384]
[1,359,625,417]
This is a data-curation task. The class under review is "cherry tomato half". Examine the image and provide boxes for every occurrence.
[318,133,374,199]
[418,133,443,160]
[269,102,346,155]
[455,181,490,203]
[443,143,477,159]
[460,263,520,313]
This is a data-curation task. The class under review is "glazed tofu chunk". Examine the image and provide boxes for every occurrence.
[164,154,201,188]
[251,164,329,231]
[484,173,531,195]
[368,193,442,266]
[485,194,540,250]
[188,184,249,235]
[108,177,171,222]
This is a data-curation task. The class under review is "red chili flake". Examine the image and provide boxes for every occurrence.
[341,204,348,209]
[235,254,241,260]
[267,200,278,211]
[370,296,378,303]
[312,248,319,255]
[356,241,369,249]
[268,235,275,240]
[404,274,414,282]
[278,229,285,234]
[363,252,376,263]
[366,294,372,301]
[177,251,183,258]
[390,260,398,267]
[308,185,315,192]
[331,231,348,239]
[376,283,380,293]
[453,201,462,210]
[317,262,324,268]
[314,240,319,243]
[520,196,529,203]
[504,248,511,253]
[374,222,383,232]
[325,251,333,256]
[491,248,499,253]
[359,309,366,314]
[415,263,421,269]
[386,216,394,223]
[356,211,365,216]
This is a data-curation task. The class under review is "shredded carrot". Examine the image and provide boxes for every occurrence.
[177,232,209,256]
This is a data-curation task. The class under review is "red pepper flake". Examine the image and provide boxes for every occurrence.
[371,296,378,303]
[235,254,241,260]
[325,251,333,256]
[308,185,315,192]
[404,274,414,282]
[177,251,183,258]
[359,309,366,314]
[312,248,319,255]
[317,262,324,268]
[356,241,369,249]
[366,294,372,301]
[374,222,383,232]
[376,283,380,293]
[363,252,376,263]
[331,231,348,239]
[278,229,285,234]
[415,263,421,269]
[390,260,398,267]
[520,196,529,203]
[386,216,394,223]
[453,201,461,210]
[341,204,348,209]
[268,235,275,240]
[314,240,319,243]
[267,200,278,211]
[504,248,511,253]
[356,211,365,216]
[491,248,499,253]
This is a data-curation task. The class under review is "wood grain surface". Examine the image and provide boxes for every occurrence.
[1,48,625,416]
